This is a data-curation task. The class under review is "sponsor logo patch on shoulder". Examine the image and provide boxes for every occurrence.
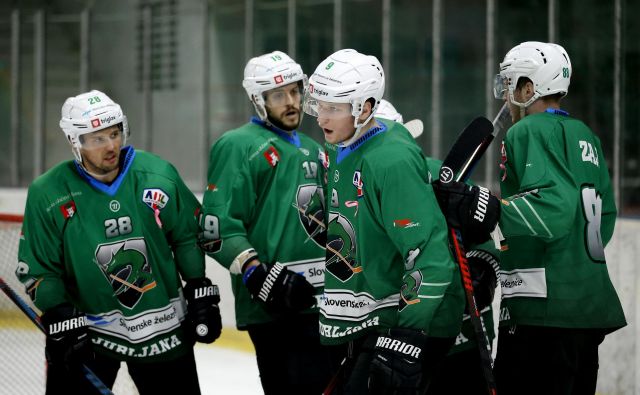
[263,146,280,167]
[142,188,169,210]
[59,201,77,219]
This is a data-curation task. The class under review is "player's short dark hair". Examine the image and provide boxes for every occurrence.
[517,77,564,101]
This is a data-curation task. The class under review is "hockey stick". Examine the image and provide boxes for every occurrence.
[436,106,510,395]
[0,277,114,395]
[322,357,346,395]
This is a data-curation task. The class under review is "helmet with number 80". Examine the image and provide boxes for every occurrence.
[304,49,385,147]
[242,51,307,122]
[494,41,572,109]
[59,90,129,163]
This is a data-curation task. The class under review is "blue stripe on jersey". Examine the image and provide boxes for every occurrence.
[545,108,569,116]
[336,121,387,164]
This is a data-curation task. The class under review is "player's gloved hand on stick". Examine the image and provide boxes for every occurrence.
[41,302,94,370]
[243,262,315,313]
[184,277,222,343]
[368,328,428,395]
[466,249,499,311]
[432,180,500,244]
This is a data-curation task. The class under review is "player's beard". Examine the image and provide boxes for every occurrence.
[82,148,121,181]
[267,106,301,132]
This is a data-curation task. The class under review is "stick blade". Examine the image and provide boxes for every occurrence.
[439,116,494,183]
[404,119,424,138]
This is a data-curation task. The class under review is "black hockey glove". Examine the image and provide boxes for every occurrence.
[243,262,316,314]
[41,303,94,370]
[369,328,428,395]
[467,249,500,311]
[432,180,500,245]
[184,277,222,344]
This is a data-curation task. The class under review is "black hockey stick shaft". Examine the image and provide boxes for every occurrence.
[0,277,114,395]
[438,114,507,395]
[322,357,346,395]
[460,104,510,182]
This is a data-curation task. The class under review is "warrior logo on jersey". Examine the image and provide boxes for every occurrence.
[59,201,76,219]
[95,238,156,309]
[142,188,169,211]
[263,146,280,167]
[294,185,326,248]
[399,270,423,311]
[326,212,361,282]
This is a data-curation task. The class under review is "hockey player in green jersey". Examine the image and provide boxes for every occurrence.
[375,100,501,395]
[198,51,334,394]
[492,41,626,394]
[303,49,500,394]
[16,90,222,394]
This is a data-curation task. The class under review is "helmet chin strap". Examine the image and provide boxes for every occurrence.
[509,89,537,120]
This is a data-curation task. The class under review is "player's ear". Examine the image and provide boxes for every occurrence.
[524,80,535,101]
[359,99,374,122]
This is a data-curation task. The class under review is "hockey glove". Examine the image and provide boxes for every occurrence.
[369,328,428,395]
[467,249,499,311]
[243,262,316,314]
[432,180,500,245]
[184,277,222,343]
[41,303,94,370]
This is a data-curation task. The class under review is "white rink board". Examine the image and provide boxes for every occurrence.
[1,188,638,394]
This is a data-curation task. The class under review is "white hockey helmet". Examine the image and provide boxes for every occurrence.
[59,90,128,163]
[304,49,385,146]
[494,41,572,109]
[242,50,307,121]
[375,99,403,123]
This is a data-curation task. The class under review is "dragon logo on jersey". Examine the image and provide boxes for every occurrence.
[326,212,361,282]
[399,270,423,311]
[95,238,156,309]
[294,185,326,248]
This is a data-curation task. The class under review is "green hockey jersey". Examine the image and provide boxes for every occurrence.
[498,110,626,331]
[200,118,326,327]
[17,147,205,362]
[320,119,464,346]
